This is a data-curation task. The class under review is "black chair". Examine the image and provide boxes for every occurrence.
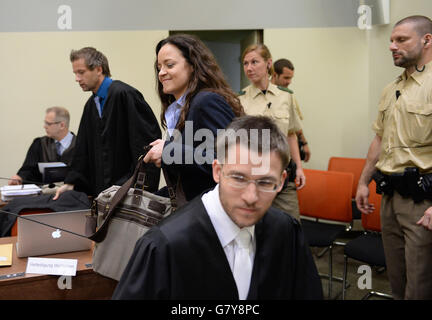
[342,180,392,300]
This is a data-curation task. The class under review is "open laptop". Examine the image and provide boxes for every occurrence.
[43,166,69,184]
[16,210,92,258]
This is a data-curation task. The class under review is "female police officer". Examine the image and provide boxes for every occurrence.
[239,44,305,221]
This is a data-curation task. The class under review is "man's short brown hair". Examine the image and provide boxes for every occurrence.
[70,47,111,77]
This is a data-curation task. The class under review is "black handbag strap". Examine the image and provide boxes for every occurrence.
[87,146,177,242]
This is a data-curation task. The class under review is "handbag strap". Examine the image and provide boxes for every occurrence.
[88,146,178,242]
[163,165,187,210]
[87,155,146,242]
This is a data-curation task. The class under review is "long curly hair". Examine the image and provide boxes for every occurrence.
[155,34,244,131]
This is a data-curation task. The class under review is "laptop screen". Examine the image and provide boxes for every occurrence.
[43,166,70,184]
[16,210,92,258]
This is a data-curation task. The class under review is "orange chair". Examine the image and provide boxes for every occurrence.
[11,208,54,236]
[298,169,354,299]
[327,157,366,199]
[362,180,382,232]
[341,180,392,300]
[328,157,366,220]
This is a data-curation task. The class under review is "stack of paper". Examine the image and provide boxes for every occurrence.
[0,184,42,201]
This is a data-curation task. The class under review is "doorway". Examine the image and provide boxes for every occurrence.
[170,30,263,92]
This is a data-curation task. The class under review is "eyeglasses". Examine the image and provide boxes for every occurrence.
[44,121,61,126]
[221,170,281,193]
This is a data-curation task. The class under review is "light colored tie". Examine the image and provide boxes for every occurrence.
[233,228,252,300]
[55,141,62,156]
[94,96,102,118]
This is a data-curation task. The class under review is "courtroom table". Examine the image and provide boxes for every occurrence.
[0,237,118,300]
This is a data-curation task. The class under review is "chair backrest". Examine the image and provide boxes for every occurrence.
[361,180,382,232]
[298,169,354,223]
[327,157,366,199]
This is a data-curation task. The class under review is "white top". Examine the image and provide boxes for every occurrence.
[201,184,255,298]
[165,93,186,137]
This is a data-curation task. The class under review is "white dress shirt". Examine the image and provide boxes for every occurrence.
[201,185,255,298]
[165,93,186,137]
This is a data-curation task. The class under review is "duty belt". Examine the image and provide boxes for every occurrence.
[373,167,432,203]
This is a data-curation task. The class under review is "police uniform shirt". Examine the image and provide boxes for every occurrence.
[283,87,304,120]
[239,82,302,136]
[373,61,432,174]
[292,94,304,121]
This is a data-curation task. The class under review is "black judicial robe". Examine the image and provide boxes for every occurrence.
[17,134,76,184]
[112,196,323,300]
[64,80,161,197]
[161,91,236,201]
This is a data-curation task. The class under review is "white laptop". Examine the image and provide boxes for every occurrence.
[16,210,92,258]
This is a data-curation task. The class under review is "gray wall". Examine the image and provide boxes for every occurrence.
[0,0,383,32]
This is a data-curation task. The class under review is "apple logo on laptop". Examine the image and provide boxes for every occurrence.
[52,229,62,239]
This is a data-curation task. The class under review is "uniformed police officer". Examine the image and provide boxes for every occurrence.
[356,15,432,300]
[239,44,305,221]
[271,58,311,162]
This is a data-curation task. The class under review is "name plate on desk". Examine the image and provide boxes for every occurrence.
[26,257,77,276]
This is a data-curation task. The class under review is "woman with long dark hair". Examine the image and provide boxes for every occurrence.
[144,34,244,203]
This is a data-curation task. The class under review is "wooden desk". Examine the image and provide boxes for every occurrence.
[0,237,117,300]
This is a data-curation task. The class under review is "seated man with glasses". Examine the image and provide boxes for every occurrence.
[9,106,76,185]
[113,115,322,300]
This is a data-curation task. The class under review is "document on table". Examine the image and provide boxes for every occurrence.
[0,243,13,267]
[0,184,42,201]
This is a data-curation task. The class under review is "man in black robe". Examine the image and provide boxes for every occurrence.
[112,116,323,300]
[54,47,161,199]
[9,106,76,185]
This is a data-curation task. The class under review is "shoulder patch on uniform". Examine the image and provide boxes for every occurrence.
[277,86,293,94]
[237,90,246,96]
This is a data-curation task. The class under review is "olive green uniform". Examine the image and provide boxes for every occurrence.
[239,83,302,221]
[372,61,432,299]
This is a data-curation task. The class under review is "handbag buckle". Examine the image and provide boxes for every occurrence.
[135,172,148,191]
[167,186,175,198]
[89,200,98,217]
